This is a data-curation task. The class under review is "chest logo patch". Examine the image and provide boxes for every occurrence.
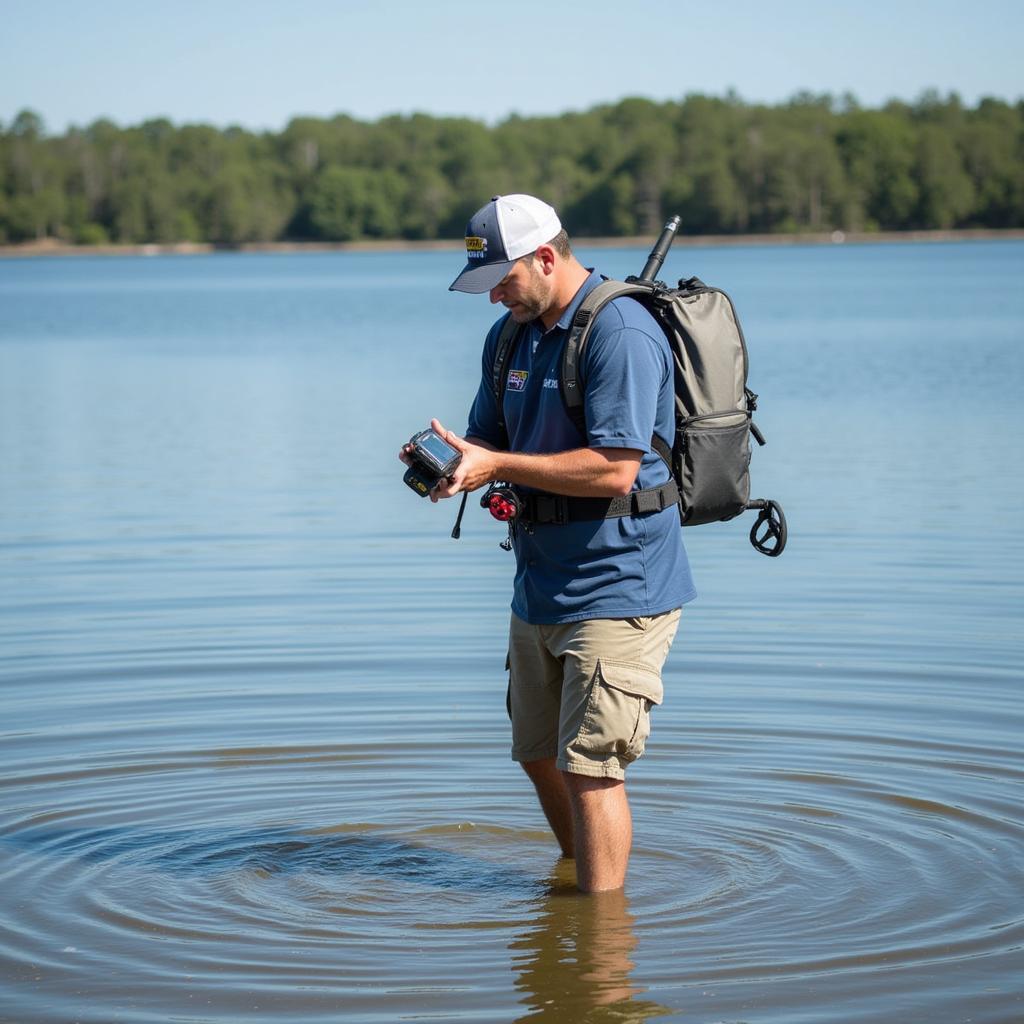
[506,369,529,392]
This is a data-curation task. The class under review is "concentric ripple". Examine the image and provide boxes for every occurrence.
[2,683,1022,1024]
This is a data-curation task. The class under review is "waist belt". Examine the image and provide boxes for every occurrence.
[517,479,680,525]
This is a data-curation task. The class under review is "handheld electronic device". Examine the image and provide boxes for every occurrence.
[403,428,462,497]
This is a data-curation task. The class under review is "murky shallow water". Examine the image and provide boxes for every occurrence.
[2,243,1022,1022]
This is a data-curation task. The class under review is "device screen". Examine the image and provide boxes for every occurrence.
[418,431,458,466]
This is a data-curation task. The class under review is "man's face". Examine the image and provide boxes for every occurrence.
[489,255,550,323]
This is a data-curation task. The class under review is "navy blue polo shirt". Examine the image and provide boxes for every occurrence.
[466,270,697,624]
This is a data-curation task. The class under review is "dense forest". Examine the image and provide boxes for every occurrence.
[1,92,1022,246]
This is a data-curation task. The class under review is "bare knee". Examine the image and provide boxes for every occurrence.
[562,771,624,799]
[521,757,560,783]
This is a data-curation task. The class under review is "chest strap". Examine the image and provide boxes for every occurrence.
[516,479,679,525]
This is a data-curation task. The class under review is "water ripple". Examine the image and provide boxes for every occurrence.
[3,245,1024,1022]
[0,706,1020,1023]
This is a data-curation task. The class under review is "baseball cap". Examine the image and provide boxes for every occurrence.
[449,194,562,293]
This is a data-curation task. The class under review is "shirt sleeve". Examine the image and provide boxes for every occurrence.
[465,318,506,448]
[580,321,668,453]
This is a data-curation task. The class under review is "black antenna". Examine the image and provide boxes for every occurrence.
[638,215,681,283]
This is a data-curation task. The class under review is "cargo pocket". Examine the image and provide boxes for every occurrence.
[678,413,751,526]
[574,659,664,763]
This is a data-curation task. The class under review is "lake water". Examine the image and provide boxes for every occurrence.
[1,240,1022,1023]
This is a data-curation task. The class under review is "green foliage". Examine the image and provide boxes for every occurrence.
[305,166,402,240]
[1,94,1021,246]
[74,221,109,245]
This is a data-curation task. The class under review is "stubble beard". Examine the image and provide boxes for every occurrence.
[505,267,550,324]
[507,299,544,323]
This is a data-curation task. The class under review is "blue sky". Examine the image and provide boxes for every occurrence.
[2,0,1021,133]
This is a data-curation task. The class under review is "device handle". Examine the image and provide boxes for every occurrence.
[638,215,681,283]
[746,499,787,557]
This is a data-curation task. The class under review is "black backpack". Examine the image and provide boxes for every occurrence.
[491,216,787,556]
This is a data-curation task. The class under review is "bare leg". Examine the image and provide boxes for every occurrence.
[563,773,632,892]
[521,758,575,858]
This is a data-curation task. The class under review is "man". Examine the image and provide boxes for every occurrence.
[419,194,696,891]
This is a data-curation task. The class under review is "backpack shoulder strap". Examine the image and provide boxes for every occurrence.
[560,279,657,434]
[491,313,522,450]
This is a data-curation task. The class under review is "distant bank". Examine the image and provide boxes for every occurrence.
[3,228,1024,259]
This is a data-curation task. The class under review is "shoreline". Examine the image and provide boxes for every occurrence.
[2,227,1023,259]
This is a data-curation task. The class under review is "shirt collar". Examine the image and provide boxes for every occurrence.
[553,269,603,332]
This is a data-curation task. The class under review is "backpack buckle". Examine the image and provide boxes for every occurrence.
[571,308,593,330]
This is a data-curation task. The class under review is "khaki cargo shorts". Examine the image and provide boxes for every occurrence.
[507,609,681,780]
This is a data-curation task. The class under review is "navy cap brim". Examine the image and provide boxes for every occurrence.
[448,258,516,294]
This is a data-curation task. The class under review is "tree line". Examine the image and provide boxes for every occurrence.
[1,91,1022,246]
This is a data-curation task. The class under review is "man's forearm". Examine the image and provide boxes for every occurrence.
[430,421,641,501]
[488,446,641,498]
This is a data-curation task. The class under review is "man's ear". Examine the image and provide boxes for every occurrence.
[533,244,557,276]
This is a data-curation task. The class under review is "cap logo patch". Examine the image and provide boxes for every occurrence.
[465,236,487,259]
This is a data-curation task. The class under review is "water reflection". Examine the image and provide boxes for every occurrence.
[511,862,672,1023]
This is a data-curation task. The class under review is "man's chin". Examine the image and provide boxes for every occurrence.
[507,306,538,323]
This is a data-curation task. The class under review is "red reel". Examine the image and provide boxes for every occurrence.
[481,485,521,522]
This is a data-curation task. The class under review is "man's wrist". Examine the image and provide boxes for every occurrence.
[488,449,509,483]
[489,449,548,490]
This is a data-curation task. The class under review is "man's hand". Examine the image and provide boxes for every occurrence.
[426,419,497,502]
